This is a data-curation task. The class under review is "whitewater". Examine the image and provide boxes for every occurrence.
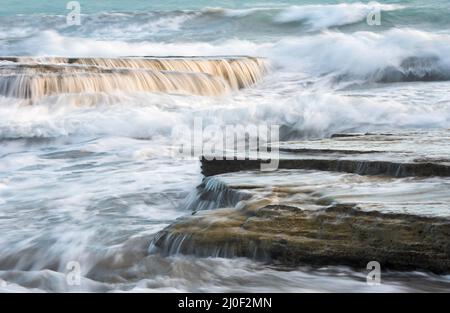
[1,0,450,292]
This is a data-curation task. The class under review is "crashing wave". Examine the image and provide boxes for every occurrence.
[274,2,403,29]
[374,56,450,83]
[198,2,404,29]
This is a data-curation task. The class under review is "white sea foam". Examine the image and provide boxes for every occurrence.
[5,28,450,82]
[1,82,449,140]
[203,2,403,30]
[1,28,450,141]
[1,255,447,292]
[270,29,450,81]
[87,12,198,40]
[202,6,271,17]
[274,2,404,29]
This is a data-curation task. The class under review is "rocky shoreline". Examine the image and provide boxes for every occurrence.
[150,131,450,274]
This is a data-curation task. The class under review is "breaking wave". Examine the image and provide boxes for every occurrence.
[2,28,450,139]
[1,87,449,140]
[274,2,403,29]
[0,2,410,43]
[4,28,450,84]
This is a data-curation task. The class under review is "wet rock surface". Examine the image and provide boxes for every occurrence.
[153,131,450,273]
[201,157,450,177]
[201,131,450,177]
[153,203,450,274]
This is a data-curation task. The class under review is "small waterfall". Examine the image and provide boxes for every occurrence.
[0,56,268,100]
[148,176,253,256]
[182,176,252,213]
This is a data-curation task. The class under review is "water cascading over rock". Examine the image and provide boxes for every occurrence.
[0,56,268,101]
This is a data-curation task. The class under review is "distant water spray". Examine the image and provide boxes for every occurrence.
[0,57,268,101]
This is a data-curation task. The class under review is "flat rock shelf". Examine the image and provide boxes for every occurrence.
[201,130,450,177]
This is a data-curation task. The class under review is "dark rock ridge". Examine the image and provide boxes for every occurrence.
[202,130,450,177]
[278,147,385,154]
[201,157,450,177]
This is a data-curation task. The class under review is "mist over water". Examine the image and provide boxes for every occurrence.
[1,0,450,292]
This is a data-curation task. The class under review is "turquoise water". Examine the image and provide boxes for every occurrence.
[2,0,450,49]
[1,1,408,14]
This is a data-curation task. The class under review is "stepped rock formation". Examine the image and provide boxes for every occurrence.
[0,56,268,100]
[151,131,450,273]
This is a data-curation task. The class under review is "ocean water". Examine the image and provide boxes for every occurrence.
[1,0,450,292]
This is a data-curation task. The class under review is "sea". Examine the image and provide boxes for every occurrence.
[1,0,450,292]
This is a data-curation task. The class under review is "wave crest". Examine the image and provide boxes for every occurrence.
[274,2,404,29]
